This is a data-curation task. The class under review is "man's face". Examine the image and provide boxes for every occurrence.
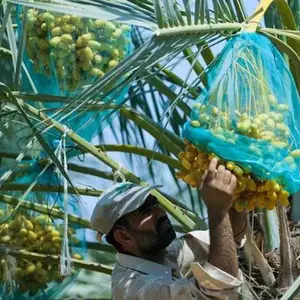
[124,196,176,254]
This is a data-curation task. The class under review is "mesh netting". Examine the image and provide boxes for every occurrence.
[175,33,300,211]
[183,33,300,194]
[18,7,133,144]
[0,161,86,299]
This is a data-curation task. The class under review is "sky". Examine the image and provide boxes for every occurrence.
[244,0,260,16]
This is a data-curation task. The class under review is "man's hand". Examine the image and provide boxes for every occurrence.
[200,158,237,216]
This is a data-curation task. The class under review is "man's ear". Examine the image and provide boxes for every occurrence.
[114,228,134,248]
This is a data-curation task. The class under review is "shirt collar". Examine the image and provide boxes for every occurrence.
[116,252,172,281]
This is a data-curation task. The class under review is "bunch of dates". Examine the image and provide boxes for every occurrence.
[176,140,290,212]
[24,9,131,92]
[0,210,82,296]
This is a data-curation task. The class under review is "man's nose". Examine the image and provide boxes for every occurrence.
[152,204,167,217]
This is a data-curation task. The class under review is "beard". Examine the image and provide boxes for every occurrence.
[131,216,176,254]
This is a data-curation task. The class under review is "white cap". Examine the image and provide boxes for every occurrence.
[90,182,160,234]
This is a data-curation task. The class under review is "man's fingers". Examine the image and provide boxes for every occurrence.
[197,170,207,189]
[223,170,232,185]
[208,158,219,172]
[216,165,226,181]
[229,174,237,191]
[202,159,237,193]
[206,158,219,181]
[217,165,226,172]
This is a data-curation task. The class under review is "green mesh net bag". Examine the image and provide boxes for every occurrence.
[22,8,132,94]
[0,161,86,299]
[16,6,133,145]
[176,33,300,212]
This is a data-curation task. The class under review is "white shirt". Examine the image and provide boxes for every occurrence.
[111,230,243,299]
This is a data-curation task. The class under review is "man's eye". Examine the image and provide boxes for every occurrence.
[141,207,152,215]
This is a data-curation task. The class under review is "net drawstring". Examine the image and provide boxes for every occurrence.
[1,249,17,299]
[59,126,73,277]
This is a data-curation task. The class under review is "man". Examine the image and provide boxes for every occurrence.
[90,158,247,299]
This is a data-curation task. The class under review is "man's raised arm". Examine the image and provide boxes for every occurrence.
[200,158,239,278]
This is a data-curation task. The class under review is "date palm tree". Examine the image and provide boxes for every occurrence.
[0,0,300,298]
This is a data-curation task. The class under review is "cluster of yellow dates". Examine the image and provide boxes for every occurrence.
[191,95,290,151]
[176,140,290,212]
[25,9,131,92]
[0,210,82,296]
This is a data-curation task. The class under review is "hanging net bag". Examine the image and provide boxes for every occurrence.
[17,6,133,144]
[0,161,86,299]
[176,32,300,212]
[22,9,132,94]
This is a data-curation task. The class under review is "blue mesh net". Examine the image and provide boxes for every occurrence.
[183,33,300,195]
[0,161,86,299]
[18,7,133,146]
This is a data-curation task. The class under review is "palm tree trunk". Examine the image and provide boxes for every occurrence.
[277,203,296,288]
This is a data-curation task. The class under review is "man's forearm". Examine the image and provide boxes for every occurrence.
[208,213,239,278]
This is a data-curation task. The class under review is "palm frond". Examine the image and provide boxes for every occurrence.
[2,2,18,71]
[8,0,156,29]
[232,0,247,22]
[0,2,12,47]
[92,144,183,169]
[14,6,28,90]
[1,183,103,197]
[288,0,300,30]
[260,31,300,89]
[280,275,300,300]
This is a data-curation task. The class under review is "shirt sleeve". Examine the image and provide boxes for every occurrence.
[175,231,243,299]
[114,272,242,300]
[190,262,243,298]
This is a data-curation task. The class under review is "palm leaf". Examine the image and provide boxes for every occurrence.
[2,1,17,72]
[288,0,300,30]
[232,0,246,22]
[14,6,28,90]
[8,0,156,29]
